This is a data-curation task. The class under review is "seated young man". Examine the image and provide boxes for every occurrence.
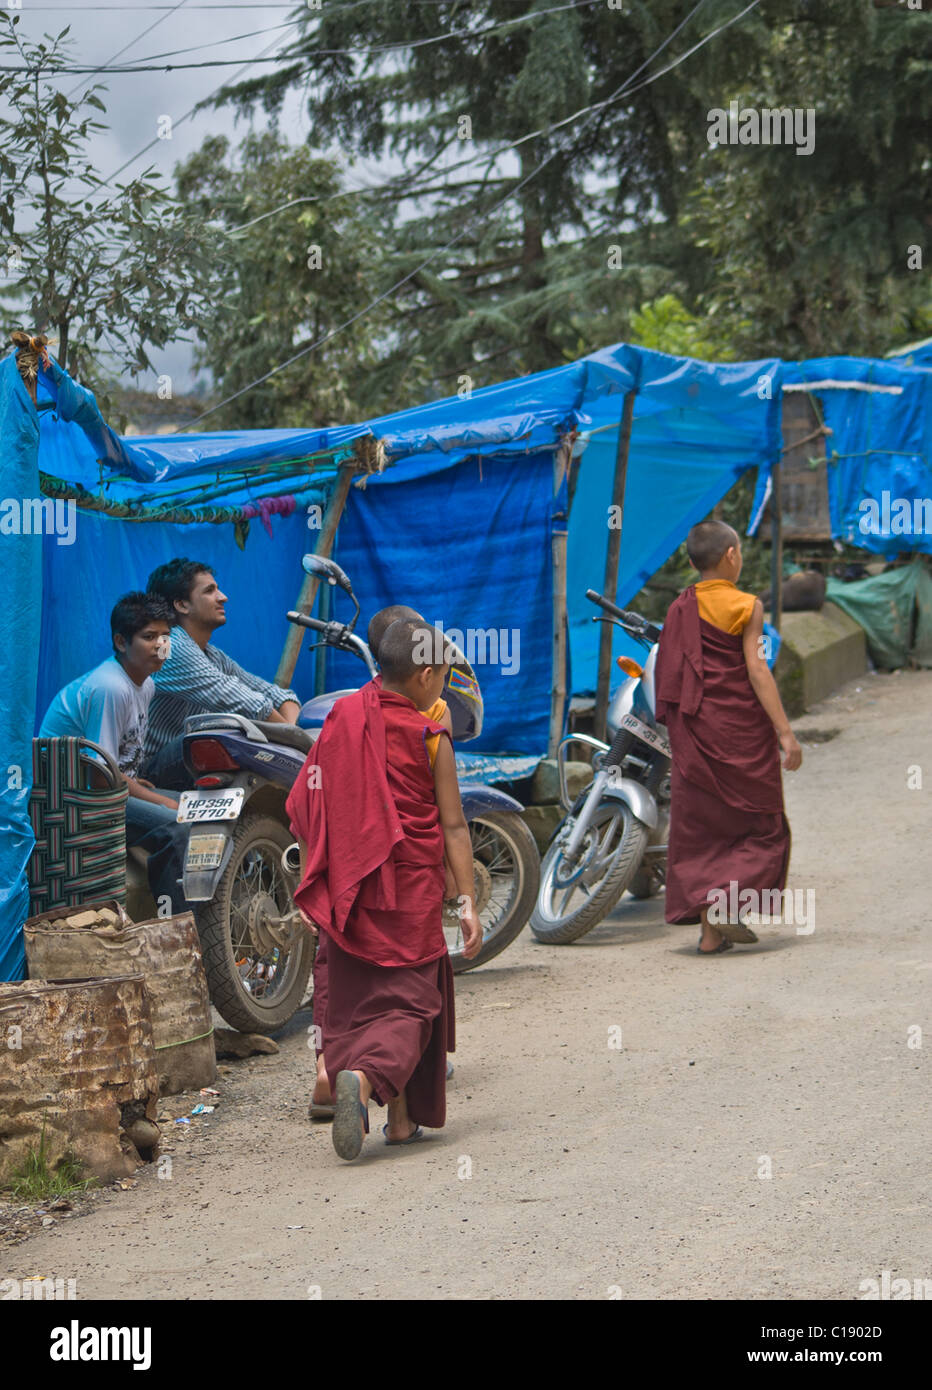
[40,592,194,916]
[143,558,300,788]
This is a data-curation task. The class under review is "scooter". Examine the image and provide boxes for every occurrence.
[174,555,540,1033]
[530,588,671,944]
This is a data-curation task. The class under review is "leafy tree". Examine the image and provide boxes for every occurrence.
[173,130,402,428]
[209,0,777,391]
[0,17,223,414]
[628,292,743,361]
[685,1,932,359]
[210,0,929,397]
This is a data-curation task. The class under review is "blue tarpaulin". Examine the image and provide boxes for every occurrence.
[2,340,786,977]
[0,355,128,980]
[565,348,782,690]
[749,356,932,557]
[0,355,40,981]
[27,341,785,743]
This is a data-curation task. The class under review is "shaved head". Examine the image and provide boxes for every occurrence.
[687,520,739,573]
[379,619,454,681]
[367,605,423,659]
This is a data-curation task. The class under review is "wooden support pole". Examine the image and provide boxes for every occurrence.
[548,436,573,758]
[770,459,783,635]
[313,575,331,696]
[274,459,357,688]
[594,389,636,741]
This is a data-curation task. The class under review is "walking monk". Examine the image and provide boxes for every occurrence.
[305,604,456,1122]
[654,520,802,955]
[285,619,482,1160]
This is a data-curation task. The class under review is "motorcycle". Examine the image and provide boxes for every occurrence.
[529,588,671,944]
[173,555,540,1033]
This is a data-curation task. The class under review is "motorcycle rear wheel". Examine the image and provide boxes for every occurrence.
[530,800,648,944]
[446,812,540,973]
[196,813,314,1034]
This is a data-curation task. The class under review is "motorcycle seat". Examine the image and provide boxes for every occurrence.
[250,721,317,753]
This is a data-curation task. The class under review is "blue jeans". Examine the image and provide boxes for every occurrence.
[126,791,194,917]
[142,735,189,791]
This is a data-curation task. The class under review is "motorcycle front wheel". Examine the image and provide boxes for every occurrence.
[196,813,314,1034]
[444,812,540,973]
[530,800,648,944]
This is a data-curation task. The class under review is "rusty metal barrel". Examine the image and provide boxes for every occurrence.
[24,906,216,1096]
[0,975,160,1186]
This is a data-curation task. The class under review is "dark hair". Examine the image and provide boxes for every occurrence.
[379,619,454,682]
[367,604,423,660]
[686,521,739,573]
[147,558,214,613]
[111,592,172,653]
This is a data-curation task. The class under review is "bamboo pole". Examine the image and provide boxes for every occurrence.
[770,458,784,635]
[274,459,357,688]
[594,389,636,741]
[548,435,573,757]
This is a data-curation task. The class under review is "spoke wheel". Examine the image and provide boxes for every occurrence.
[196,814,313,1033]
[444,812,540,973]
[530,800,648,944]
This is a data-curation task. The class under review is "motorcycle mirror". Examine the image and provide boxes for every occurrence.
[302,553,354,594]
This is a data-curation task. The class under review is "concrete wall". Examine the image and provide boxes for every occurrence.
[773,601,867,716]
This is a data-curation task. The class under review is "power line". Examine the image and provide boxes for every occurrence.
[119,20,296,66]
[0,55,303,73]
[64,0,189,100]
[19,2,562,7]
[4,0,602,73]
[100,29,293,187]
[186,0,763,428]
[71,0,591,191]
[218,0,749,234]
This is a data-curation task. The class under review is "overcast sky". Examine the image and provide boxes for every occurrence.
[11,0,395,394]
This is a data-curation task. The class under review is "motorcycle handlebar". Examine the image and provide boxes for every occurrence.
[585,589,634,624]
[287,611,329,633]
[585,589,662,645]
[286,611,379,677]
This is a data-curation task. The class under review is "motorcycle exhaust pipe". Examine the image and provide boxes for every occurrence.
[281,842,302,877]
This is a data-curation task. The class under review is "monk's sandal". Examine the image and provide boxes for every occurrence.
[332,1071,369,1160]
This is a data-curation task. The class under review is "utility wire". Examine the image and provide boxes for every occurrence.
[64,0,190,100]
[5,0,601,72]
[24,2,567,8]
[78,0,591,193]
[225,0,749,233]
[100,29,293,188]
[219,0,746,237]
[119,21,298,66]
[186,0,764,428]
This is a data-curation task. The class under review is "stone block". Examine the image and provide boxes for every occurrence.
[773,601,867,715]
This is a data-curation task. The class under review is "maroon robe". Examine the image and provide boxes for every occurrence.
[654,587,790,926]
[285,680,454,1126]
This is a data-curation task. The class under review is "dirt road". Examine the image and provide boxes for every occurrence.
[3,668,929,1300]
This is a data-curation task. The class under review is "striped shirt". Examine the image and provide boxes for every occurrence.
[144,626,299,762]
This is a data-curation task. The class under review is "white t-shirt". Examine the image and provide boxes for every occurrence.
[40,657,154,778]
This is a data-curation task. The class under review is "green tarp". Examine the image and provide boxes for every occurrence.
[825,560,932,670]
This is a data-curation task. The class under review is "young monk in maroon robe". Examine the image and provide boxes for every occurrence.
[305,605,455,1122]
[654,520,802,955]
[285,619,481,1160]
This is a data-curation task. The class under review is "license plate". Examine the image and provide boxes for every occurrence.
[620,712,671,758]
[185,833,228,872]
[176,788,244,824]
